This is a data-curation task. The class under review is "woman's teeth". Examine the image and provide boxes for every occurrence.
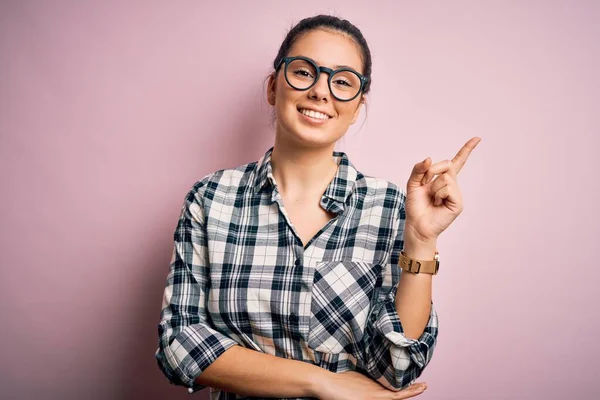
[299,108,330,120]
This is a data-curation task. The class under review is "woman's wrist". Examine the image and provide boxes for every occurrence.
[403,224,438,260]
[306,367,335,398]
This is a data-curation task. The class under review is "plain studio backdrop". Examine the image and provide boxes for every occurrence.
[1,1,598,399]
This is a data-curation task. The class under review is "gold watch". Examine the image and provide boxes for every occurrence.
[399,250,440,275]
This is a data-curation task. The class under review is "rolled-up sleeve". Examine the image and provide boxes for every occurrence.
[155,180,238,393]
[362,190,439,390]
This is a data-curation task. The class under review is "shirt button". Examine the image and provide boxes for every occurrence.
[294,258,301,266]
[188,387,194,394]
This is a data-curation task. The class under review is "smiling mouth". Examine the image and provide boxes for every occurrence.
[297,107,331,120]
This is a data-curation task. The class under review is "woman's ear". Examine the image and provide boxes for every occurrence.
[267,73,277,106]
[350,94,367,125]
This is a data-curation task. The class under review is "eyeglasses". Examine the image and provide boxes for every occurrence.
[275,56,368,102]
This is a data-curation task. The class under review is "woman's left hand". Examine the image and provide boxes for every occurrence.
[404,137,481,244]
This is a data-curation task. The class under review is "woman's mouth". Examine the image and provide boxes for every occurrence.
[297,108,331,124]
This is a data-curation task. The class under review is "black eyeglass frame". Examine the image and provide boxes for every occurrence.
[275,56,369,102]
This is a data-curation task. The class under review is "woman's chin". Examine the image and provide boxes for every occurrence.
[276,116,342,147]
[279,129,334,148]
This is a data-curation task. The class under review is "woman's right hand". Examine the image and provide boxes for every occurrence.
[315,370,427,400]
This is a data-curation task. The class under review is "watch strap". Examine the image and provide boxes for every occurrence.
[399,250,439,275]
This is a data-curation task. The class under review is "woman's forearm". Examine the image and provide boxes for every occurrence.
[396,232,436,340]
[196,344,332,398]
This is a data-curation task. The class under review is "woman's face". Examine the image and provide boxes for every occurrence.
[268,29,365,148]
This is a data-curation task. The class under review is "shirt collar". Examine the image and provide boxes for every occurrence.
[253,146,358,209]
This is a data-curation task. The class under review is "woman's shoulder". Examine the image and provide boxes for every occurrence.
[185,159,260,201]
[356,172,406,207]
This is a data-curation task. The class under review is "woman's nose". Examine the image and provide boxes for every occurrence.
[308,72,330,101]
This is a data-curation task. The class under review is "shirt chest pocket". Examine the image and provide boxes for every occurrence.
[307,260,382,358]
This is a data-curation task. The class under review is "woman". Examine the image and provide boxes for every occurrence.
[155,14,480,400]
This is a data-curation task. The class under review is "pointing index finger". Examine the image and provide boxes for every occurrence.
[452,137,481,174]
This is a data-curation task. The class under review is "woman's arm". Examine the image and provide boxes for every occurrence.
[199,346,428,399]
[396,229,436,340]
[359,189,439,391]
[196,345,331,398]
[398,138,480,339]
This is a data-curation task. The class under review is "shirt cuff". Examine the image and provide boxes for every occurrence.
[160,323,239,392]
[372,290,438,369]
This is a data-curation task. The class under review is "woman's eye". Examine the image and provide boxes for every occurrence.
[333,79,352,87]
[293,69,314,78]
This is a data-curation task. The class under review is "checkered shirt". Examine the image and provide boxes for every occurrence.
[155,146,439,399]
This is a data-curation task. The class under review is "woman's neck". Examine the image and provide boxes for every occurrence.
[270,136,339,199]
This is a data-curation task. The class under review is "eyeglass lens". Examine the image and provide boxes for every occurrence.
[286,59,361,101]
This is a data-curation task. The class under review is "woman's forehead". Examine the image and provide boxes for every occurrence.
[287,29,364,73]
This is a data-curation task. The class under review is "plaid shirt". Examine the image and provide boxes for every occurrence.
[155,146,439,399]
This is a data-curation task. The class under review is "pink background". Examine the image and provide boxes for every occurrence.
[1,1,598,399]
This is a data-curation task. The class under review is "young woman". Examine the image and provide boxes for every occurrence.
[155,14,480,400]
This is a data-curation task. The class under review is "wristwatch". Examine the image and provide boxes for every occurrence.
[399,250,440,275]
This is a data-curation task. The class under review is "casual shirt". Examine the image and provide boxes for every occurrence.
[155,146,439,399]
